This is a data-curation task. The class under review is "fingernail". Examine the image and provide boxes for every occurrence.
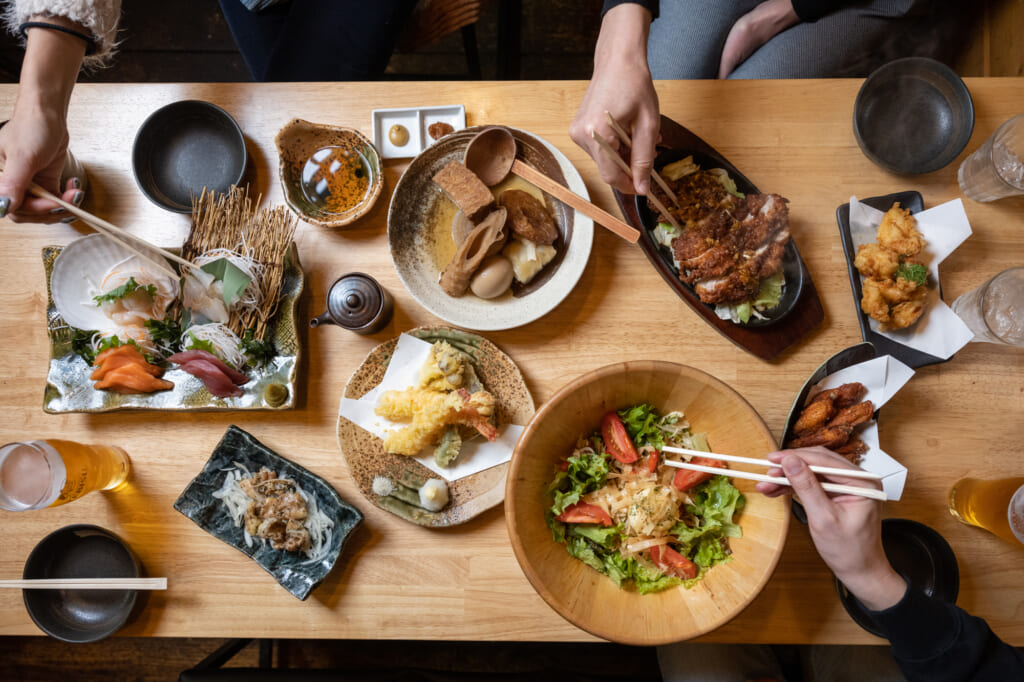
[781,455,803,476]
[71,177,81,190]
[60,216,75,224]
[50,207,66,215]
[0,197,9,218]
[72,191,84,206]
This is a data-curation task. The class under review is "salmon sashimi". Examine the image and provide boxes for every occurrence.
[93,360,174,394]
[90,352,163,380]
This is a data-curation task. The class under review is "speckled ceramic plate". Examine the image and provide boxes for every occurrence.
[174,425,363,600]
[387,126,594,331]
[42,243,303,413]
[337,327,534,527]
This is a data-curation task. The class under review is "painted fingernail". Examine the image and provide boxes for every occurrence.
[60,216,76,224]
[0,197,9,218]
[50,207,66,215]
[72,191,84,206]
[71,177,82,190]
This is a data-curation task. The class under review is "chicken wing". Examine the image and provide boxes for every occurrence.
[793,399,836,436]
[786,424,854,450]
[827,400,875,429]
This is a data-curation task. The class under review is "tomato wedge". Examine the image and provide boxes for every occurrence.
[643,451,659,474]
[601,411,639,464]
[649,544,698,580]
[555,502,613,526]
[671,456,719,491]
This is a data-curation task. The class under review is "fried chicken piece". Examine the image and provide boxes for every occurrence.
[787,424,854,450]
[876,202,924,257]
[827,400,875,429]
[808,382,866,409]
[834,438,870,462]
[883,285,928,330]
[793,399,836,436]
[854,242,900,280]
[860,277,892,324]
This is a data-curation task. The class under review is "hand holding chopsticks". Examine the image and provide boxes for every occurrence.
[662,446,888,502]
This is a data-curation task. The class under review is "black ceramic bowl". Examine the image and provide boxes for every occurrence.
[23,525,140,642]
[836,519,959,637]
[854,57,974,174]
[132,100,247,213]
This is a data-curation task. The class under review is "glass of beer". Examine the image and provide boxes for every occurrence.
[0,440,130,511]
[948,476,1024,546]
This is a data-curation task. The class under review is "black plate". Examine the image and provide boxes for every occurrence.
[614,116,824,361]
[781,342,880,525]
[634,147,805,328]
[854,57,974,175]
[23,525,140,642]
[836,518,960,637]
[174,425,363,600]
[836,191,948,369]
[132,100,248,213]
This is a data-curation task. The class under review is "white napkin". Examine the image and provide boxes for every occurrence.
[338,334,525,482]
[848,196,974,359]
[805,355,914,500]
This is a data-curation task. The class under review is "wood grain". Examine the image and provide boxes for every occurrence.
[0,80,1021,645]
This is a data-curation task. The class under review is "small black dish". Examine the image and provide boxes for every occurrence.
[836,191,948,369]
[854,57,974,175]
[836,518,960,637]
[23,524,140,643]
[132,100,248,213]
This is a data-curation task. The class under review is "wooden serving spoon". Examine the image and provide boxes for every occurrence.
[463,126,641,244]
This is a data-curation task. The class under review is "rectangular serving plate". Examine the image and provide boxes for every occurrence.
[371,104,466,160]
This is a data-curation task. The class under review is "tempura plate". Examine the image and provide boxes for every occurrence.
[41,243,303,412]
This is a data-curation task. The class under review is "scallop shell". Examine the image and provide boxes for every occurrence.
[50,234,179,332]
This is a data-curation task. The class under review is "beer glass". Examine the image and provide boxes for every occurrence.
[948,476,1024,546]
[0,440,130,511]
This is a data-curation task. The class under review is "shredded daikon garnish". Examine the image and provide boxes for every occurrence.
[182,322,247,370]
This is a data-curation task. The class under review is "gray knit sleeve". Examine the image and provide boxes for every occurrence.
[5,0,122,63]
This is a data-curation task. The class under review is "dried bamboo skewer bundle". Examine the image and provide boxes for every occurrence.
[184,186,298,339]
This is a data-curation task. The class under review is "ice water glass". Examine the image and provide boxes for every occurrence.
[951,267,1024,345]
[958,114,1024,202]
[0,440,130,511]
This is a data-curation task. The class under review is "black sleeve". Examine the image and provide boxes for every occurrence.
[601,0,659,20]
[790,0,853,22]
[869,584,1024,681]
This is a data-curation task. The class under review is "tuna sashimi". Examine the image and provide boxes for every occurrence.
[176,358,245,398]
[169,350,248,385]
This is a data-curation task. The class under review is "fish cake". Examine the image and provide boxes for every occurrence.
[499,189,558,245]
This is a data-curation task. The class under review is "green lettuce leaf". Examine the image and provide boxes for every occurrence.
[549,449,609,516]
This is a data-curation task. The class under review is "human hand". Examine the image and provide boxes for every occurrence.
[756,447,906,611]
[718,0,800,79]
[0,108,82,223]
[569,4,659,195]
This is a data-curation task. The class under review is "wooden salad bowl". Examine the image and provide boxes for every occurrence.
[505,361,789,646]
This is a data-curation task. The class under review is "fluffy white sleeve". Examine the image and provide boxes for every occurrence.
[5,0,122,63]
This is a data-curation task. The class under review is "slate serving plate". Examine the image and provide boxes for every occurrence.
[43,243,303,412]
[781,342,880,525]
[337,327,534,527]
[835,191,948,369]
[613,116,824,360]
[836,518,959,637]
[174,425,363,600]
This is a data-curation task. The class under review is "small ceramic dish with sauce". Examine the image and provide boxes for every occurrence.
[275,118,384,229]
[372,105,466,160]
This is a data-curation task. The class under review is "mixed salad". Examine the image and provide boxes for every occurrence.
[546,404,744,594]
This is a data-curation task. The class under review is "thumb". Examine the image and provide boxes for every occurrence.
[630,118,657,196]
[781,454,831,517]
[0,154,35,216]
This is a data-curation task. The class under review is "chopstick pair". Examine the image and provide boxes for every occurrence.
[661,445,888,502]
[592,112,681,230]
[0,577,168,590]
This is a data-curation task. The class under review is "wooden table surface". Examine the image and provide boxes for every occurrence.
[1,80,1022,644]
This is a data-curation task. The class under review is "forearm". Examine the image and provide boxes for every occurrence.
[594,3,651,74]
[16,15,87,119]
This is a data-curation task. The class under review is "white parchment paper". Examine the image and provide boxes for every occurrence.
[848,196,974,359]
[338,334,524,482]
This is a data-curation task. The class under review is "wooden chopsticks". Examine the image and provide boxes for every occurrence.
[590,130,681,231]
[661,447,888,502]
[27,180,197,273]
[604,111,681,208]
[0,577,168,590]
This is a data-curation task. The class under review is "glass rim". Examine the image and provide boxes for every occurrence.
[979,266,1024,340]
[0,441,55,509]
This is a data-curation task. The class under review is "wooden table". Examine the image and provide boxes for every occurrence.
[1,80,1022,644]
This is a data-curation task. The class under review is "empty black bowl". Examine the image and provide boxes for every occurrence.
[854,57,974,174]
[132,100,247,213]
[23,525,140,642]
[836,518,959,637]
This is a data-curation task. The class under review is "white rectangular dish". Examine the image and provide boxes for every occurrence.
[372,105,466,160]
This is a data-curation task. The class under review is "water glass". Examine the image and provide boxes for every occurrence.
[950,267,1024,345]
[949,476,1024,546]
[0,440,130,511]
[957,114,1024,202]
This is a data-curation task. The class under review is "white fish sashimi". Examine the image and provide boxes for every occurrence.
[51,234,179,333]
[182,269,229,324]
